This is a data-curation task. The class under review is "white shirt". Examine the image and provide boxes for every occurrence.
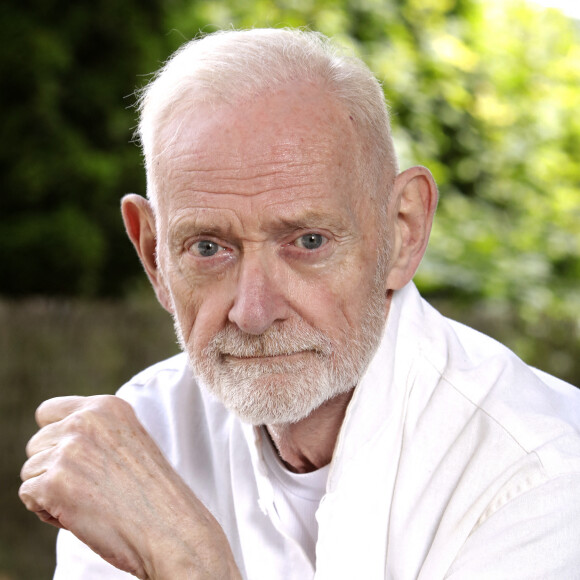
[261,427,329,566]
[54,282,580,579]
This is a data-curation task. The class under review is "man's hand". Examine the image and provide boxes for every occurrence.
[19,395,241,579]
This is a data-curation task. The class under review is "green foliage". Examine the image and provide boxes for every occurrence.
[405,1,580,321]
[165,0,580,319]
[2,3,579,577]
[2,0,579,365]
[0,0,173,296]
[165,0,580,367]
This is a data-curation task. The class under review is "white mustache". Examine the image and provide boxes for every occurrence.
[205,323,333,358]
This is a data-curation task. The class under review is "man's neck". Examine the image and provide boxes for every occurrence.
[265,389,354,474]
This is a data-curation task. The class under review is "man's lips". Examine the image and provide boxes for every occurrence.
[221,350,316,362]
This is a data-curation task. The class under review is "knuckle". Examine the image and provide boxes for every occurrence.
[68,402,112,433]
[67,409,93,434]
[18,480,33,505]
[94,394,135,420]
[92,394,118,412]
[19,477,64,527]
[25,437,35,458]
[20,460,31,482]
[38,468,68,505]
[34,399,50,425]
[44,468,64,492]
[100,394,130,411]
[18,477,45,510]
[57,432,87,465]
[24,429,44,458]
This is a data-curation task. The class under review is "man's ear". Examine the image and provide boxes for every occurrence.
[385,166,438,291]
[121,194,174,313]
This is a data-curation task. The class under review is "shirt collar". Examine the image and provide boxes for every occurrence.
[328,282,422,488]
[240,281,423,493]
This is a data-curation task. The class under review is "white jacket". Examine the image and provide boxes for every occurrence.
[55,283,580,579]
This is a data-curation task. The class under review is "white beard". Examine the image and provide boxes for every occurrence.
[171,275,387,425]
[169,244,390,425]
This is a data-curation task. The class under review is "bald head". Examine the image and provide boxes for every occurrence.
[122,31,438,428]
[137,28,399,219]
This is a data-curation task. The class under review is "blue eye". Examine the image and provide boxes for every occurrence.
[295,233,326,250]
[190,240,223,257]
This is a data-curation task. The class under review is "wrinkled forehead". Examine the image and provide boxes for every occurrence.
[151,83,372,215]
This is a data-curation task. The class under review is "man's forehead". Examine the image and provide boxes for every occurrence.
[165,132,332,177]
[156,82,361,168]
[154,102,364,209]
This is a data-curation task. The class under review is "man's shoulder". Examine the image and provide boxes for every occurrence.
[436,314,579,430]
[119,352,191,389]
[409,290,579,407]
[114,353,235,463]
[116,353,195,419]
[393,285,580,464]
[359,287,580,578]
[409,296,580,487]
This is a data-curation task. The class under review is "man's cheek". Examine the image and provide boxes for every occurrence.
[184,300,230,353]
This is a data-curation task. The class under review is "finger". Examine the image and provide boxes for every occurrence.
[35,396,87,427]
[18,475,66,530]
[21,446,53,481]
[36,509,65,529]
[18,473,46,514]
[25,419,65,457]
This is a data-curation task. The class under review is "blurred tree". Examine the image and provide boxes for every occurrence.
[165,0,580,319]
[2,2,579,576]
[0,0,175,295]
[1,0,578,377]
[164,0,580,378]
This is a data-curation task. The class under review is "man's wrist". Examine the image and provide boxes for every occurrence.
[147,537,242,580]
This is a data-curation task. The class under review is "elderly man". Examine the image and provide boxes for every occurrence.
[20,28,580,579]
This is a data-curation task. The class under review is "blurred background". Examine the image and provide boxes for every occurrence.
[1,0,578,577]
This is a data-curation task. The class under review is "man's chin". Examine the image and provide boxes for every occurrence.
[231,400,320,426]
[186,343,365,425]
[205,372,337,426]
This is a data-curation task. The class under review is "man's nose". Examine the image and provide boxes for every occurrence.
[228,255,291,335]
